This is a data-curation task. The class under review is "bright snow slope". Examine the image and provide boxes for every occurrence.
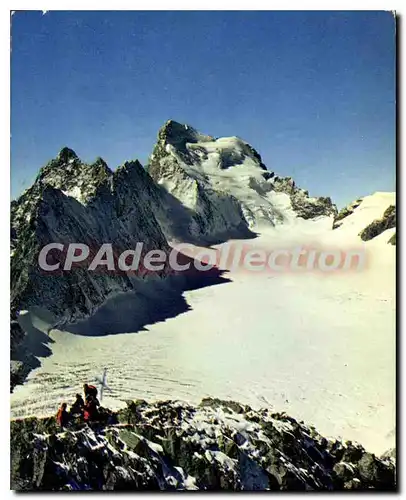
[10,192,396,455]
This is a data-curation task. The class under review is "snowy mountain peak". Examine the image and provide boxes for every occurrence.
[35,150,113,204]
[158,120,214,150]
[154,120,267,173]
[148,120,337,239]
[10,150,170,385]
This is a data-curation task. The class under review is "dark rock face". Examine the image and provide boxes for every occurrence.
[10,150,170,386]
[10,399,396,491]
[11,151,168,321]
[271,177,337,220]
[152,120,214,158]
[388,233,396,245]
[332,199,363,229]
[359,205,396,241]
[291,195,336,220]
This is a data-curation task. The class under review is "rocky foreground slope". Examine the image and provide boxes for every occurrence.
[11,398,395,491]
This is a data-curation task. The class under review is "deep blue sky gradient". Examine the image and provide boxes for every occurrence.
[11,10,395,207]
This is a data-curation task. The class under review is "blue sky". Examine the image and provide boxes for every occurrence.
[11,10,395,207]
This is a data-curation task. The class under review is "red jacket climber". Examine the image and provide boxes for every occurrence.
[84,383,100,409]
[83,383,98,400]
[83,396,99,422]
[56,403,69,428]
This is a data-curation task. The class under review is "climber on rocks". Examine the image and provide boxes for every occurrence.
[69,393,85,418]
[56,402,70,428]
[84,383,100,406]
[83,395,99,422]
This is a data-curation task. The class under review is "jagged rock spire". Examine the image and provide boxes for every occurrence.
[57,147,79,163]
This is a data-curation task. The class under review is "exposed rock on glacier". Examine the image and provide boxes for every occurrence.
[359,205,396,242]
[330,193,396,246]
[332,199,363,230]
[334,196,396,243]
[10,398,395,491]
[147,120,337,242]
[271,175,336,220]
[388,232,396,245]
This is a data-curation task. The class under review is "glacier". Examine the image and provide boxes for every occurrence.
[10,193,396,455]
[10,121,395,470]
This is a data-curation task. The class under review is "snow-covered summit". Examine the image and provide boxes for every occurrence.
[148,121,337,241]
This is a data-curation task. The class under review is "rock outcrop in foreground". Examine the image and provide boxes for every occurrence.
[11,399,396,491]
[359,205,396,243]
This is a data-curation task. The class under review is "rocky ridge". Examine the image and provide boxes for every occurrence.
[10,148,170,386]
[10,398,395,491]
[11,147,169,321]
